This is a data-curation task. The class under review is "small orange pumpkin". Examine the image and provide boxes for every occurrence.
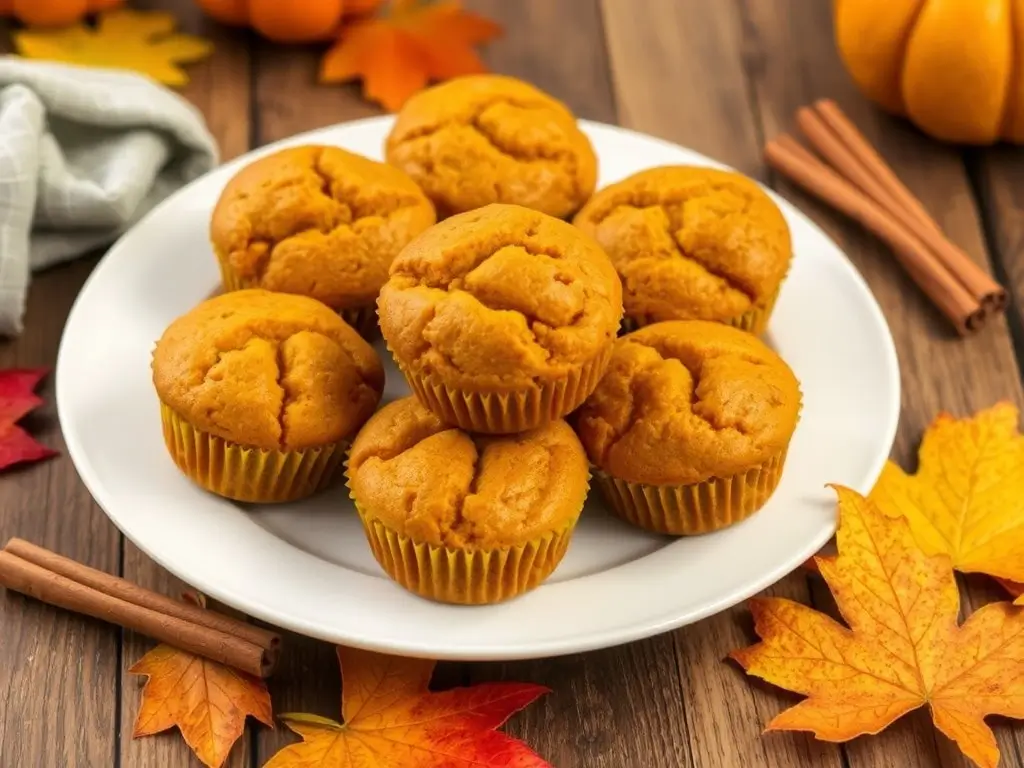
[835,0,1024,145]
[196,0,383,43]
[3,0,124,27]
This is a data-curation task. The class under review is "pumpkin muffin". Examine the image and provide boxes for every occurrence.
[210,145,436,337]
[347,396,590,604]
[153,289,385,503]
[385,74,597,219]
[377,204,622,433]
[573,166,791,334]
[575,321,800,535]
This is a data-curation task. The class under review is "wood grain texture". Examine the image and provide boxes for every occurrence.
[602,0,762,176]
[116,2,259,765]
[738,0,1024,765]
[0,259,120,768]
[468,0,617,124]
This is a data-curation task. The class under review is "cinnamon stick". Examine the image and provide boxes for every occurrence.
[809,100,1006,312]
[0,544,278,677]
[5,538,279,653]
[764,138,984,334]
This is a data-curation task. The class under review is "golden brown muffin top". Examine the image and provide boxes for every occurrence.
[378,204,622,388]
[573,166,791,325]
[348,396,590,549]
[211,145,435,310]
[385,74,597,219]
[575,321,800,485]
[153,290,385,451]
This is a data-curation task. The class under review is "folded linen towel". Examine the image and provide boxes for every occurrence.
[0,56,219,335]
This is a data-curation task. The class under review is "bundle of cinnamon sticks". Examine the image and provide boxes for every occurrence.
[765,99,1005,335]
[0,538,280,677]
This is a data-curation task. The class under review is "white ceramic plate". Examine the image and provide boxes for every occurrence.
[56,117,899,661]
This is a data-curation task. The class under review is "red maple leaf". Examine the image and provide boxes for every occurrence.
[264,646,552,767]
[0,368,56,471]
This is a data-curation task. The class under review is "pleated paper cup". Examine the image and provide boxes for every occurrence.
[594,449,788,535]
[621,284,782,337]
[356,509,576,605]
[728,285,781,336]
[160,402,344,503]
[395,344,613,434]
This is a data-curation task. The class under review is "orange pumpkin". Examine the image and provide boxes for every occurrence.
[196,0,383,43]
[4,0,124,27]
[835,0,1024,145]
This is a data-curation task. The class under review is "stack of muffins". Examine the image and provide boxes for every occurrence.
[151,74,801,606]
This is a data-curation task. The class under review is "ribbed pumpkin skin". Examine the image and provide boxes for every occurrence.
[10,0,126,27]
[194,0,364,43]
[835,0,1024,145]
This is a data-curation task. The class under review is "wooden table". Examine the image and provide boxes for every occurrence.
[3,1,1023,766]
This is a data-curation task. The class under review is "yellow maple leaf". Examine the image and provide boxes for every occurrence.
[130,643,273,768]
[320,0,503,111]
[13,10,212,87]
[872,402,1024,599]
[731,486,1024,768]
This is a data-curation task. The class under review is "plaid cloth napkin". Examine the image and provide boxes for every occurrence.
[0,57,218,336]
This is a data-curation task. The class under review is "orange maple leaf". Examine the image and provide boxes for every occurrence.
[731,485,1024,768]
[871,402,1024,602]
[130,642,273,768]
[320,0,503,111]
[263,645,551,767]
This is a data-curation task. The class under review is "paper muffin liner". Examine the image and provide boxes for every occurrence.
[594,448,788,535]
[216,248,379,340]
[395,344,613,434]
[621,284,783,336]
[160,402,344,503]
[728,285,781,336]
[356,508,576,605]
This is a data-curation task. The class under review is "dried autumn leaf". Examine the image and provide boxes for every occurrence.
[0,368,56,471]
[320,0,502,111]
[871,402,1024,590]
[130,642,273,768]
[731,485,1024,768]
[264,645,552,767]
[13,10,213,87]
[995,577,1024,602]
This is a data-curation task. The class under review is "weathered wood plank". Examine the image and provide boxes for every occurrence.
[0,259,120,768]
[738,0,1024,766]
[468,0,617,124]
[252,41,378,146]
[600,1,844,766]
[116,2,257,765]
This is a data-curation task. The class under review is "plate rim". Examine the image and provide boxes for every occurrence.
[55,116,901,660]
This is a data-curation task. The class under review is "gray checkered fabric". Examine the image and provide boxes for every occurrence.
[0,57,218,336]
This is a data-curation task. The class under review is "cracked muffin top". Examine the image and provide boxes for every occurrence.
[573,166,791,325]
[384,74,597,218]
[210,145,435,310]
[153,289,385,451]
[575,321,800,485]
[347,397,589,548]
[377,204,622,387]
